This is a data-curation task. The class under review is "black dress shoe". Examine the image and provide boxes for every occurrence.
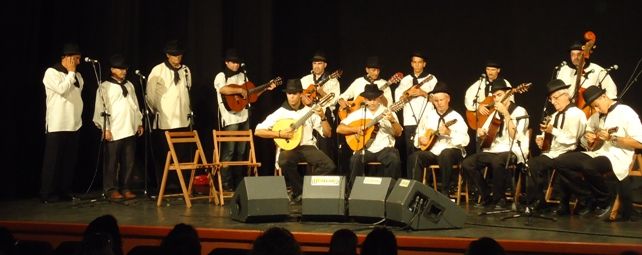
[553,204,570,216]
[289,194,302,205]
[575,202,595,216]
[593,205,612,219]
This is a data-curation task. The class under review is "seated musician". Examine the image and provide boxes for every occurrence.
[554,86,642,221]
[254,79,336,203]
[337,56,393,110]
[337,85,403,189]
[462,80,529,209]
[406,82,469,195]
[527,79,586,212]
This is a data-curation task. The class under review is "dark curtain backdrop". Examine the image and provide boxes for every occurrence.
[1,0,640,199]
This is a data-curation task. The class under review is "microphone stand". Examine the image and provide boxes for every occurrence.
[136,72,156,200]
[472,76,485,153]
[501,139,557,224]
[620,57,642,101]
[184,67,195,131]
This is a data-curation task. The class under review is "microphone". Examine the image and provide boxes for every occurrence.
[481,73,486,78]
[514,115,529,121]
[134,70,146,79]
[605,64,619,73]
[240,63,247,73]
[359,101,367,107]
[84,57,98,63]
[554,61,567,70]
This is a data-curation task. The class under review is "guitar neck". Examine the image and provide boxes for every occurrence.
[248,82,271,94]
[364,101,405,128]
[292,105,320,129]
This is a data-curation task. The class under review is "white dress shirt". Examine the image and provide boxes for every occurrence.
[300,73,340,110]
[42,67,84,132]
[93,79,143,141]
[414,108,469,157]
[537,106,587,159]
[479,105,530,163]
[394,74,437,126]
[581,103,642,180]
[146,62,192,130]
[556,62,617,99]
[213,71,249,127]
[340,104,400,153]
[340,76,393,107]
[256,103,325,147]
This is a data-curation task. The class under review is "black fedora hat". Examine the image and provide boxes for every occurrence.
[283,79,303,93]
[360,84,383,100]
[310,51,327,62]
[411,50,426,60]
[582,85,606,107]
[62,43,81,56]
[569,41,583,51]
[224,48,242,63]
[430,81,450,95]
[489,79,510,94]
[109,54,129,69]
[365,56,381,69]
[485,60,501,68]
[164,40,184,56]
[546,79,570,95]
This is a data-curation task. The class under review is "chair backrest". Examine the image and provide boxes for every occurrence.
[165,131,210,167]
[629,153,642,177]
[212,130,258,165]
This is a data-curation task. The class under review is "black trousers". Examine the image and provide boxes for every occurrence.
[315,108,337,163]
[152,126,191,192]
[278,145,336,196]
[219,121,249,190]
[406,148,463,194]
[103,136,136,194]
[40,131,79,199]
[462,151,515,203]
[555,152,612,208]
[349,147,401,189]
[525,155,555,205]
[403,125,418,166]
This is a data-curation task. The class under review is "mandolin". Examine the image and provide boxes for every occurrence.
[272,93,335,151]
[337,72,403,120]
[419,119,458,151]
[345,98,407,151]
[222,77,283,112]
[587,127,618,151]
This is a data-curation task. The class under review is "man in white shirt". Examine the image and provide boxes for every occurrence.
[464,61,513,129]
[462,83,529,209]
[394,51,437,164]
[407,82,469,195]
[146,40,192,192]
[300,51,341,164]
[213,49,276,191]
[40,43,84,203]
[527,79,586,212]
[93,54,144,200]
[556,41,617,101]
[255,79,335,203]
[554,86,642,220]
[338,85,403,189]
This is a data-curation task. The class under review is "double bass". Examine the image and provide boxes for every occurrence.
[573,31,597,118]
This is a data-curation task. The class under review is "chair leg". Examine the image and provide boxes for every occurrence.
[216,167,225,206]
[610,194,621,221]
[156,153,172,207]
[175,167,192,208]
[431,167,438,192]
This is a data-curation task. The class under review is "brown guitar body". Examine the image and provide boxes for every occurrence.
[466,96,494,130]
[345,119,376,151]
[222,82,258,112]
[540,116,553,152]
[419,119,458,151]
[480,116,503,149]
[588,127,618,151]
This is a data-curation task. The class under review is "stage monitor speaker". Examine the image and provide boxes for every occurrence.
[302,175,346,220]
[385,179,466,230]
[230,176,289,223]
[348,176,394,221]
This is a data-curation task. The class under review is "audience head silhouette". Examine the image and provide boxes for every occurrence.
[465,237,505,255]
[161,223,201,255]
[250,227,301,255]
[329,229,357,255]
[361,227,397,255]
[84,215,122,255]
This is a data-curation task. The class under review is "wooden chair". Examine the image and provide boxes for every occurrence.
[156,131,219,208]
[423,164,468,205]
[212,130,261,205]
[609,152,642,220]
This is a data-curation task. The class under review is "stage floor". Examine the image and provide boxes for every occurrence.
[1,194,641,254]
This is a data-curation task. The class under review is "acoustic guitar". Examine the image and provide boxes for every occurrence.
[587,127,618,151]
[302,70,343,101]
[398,74,434,102]
[222,77,283,112]
[337,72,404,120]
[479,83,532,149]
[466,83,531,130]
[272,93,335,151]
[573,31,597,118]
[419,119,458,151]
[345,98,407,151]
[540,116,554,152]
